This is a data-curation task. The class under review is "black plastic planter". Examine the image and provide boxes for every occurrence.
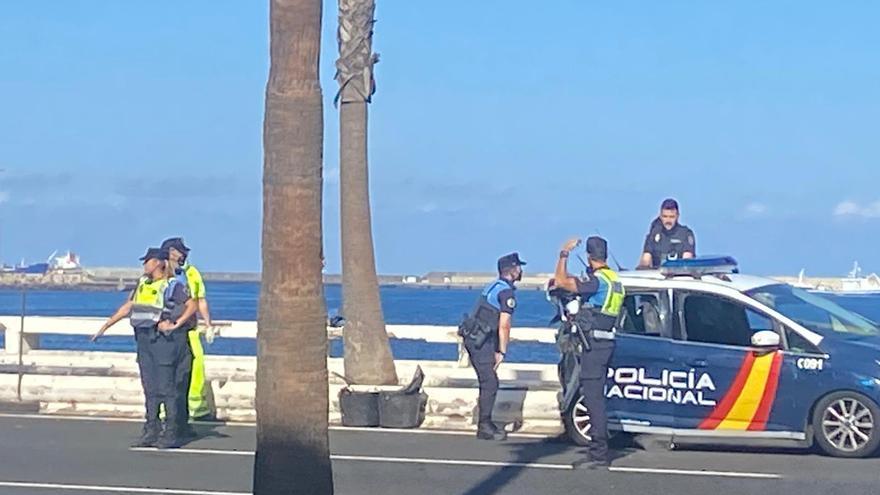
[339,389,380,427]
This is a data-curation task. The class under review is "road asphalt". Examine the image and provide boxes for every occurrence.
[0,414,878,494]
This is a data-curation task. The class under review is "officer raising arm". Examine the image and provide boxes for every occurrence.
[556,236,624,469]
[638,198,696,269]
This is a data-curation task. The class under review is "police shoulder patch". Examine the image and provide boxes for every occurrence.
[654,233,661,243]
[506,297,517,309]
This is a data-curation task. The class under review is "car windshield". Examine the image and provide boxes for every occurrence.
[746,284,880,337]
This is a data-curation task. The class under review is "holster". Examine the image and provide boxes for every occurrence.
[458,314,492,349]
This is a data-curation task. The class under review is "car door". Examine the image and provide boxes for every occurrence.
[606,289,677,429]
[669,290,796,433]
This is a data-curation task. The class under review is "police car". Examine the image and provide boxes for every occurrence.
[551,256,880,458]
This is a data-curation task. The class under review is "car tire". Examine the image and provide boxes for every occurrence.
[563,395,591,446]
[812,391,880,458]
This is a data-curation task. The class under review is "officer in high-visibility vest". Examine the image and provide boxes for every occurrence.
[554,236,624,468]
[161,237,215,431]
[92,247,197,449]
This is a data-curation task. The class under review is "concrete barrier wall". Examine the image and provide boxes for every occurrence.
[0,317,566,435]
[0,316,557,355]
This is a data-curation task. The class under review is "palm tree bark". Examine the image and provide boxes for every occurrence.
[254,0,333,493]
[336,0,397,385]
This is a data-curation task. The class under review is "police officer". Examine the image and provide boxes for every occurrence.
[554,237,624,468]
[461,252,525,441]
[92,247,198,449]
[638,198,696,269]
[161,237,215,432]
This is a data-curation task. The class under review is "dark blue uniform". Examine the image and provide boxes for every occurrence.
[570,237,624,465]
[132,279,194,448]
[574,273,618,463]
[643,218,696,268]
[465,278,516,434]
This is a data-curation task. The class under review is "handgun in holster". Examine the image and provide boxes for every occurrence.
[458,314,491,349]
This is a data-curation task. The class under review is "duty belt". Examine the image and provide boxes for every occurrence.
[590,329,616,341]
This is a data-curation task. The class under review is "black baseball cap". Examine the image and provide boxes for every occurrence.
[160,237,190,254]
[139,247,169,262]
[497,252,527,273]
[586,236,608,261]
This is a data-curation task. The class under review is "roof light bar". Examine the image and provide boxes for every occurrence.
[660,255,739,278]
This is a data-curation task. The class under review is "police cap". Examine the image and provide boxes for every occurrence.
[497,252,527,273]
[160,237,190,255]
[586,236,608,261]
[139,247,169,262]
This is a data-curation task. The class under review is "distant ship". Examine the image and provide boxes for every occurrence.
[837,262,880,295]
[1,250,82,275]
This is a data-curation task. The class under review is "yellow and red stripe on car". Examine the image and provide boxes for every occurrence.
[699,351,784,431]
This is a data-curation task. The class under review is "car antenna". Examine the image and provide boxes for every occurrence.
[575,252,589,275]
[594,229,626,272]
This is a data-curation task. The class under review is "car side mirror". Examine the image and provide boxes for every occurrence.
[751,330,780,348]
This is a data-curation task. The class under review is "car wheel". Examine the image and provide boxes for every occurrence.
[812,391,880,458]
[563,395,591,446]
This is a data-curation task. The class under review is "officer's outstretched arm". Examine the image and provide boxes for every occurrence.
[638,252,654,269]
[92,300,133,341]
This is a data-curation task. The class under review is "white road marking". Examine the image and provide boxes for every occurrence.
[132,447,253,456]
[0,413,143,423]
[0,412,548,438]
[0,481,248,495]
[142,447,782,480]
[609,466,781,479]
[332,454,572,470]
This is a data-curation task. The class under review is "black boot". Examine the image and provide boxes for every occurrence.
[476,422,507,441]
[131,422,160,448]
[156,425,182,449]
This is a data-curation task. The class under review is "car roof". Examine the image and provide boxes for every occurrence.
[618,269,779,293]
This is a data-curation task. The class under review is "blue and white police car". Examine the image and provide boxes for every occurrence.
[551,256,880,458]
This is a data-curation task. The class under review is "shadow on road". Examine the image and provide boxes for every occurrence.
[459,434,638,495]
[180,421,231,446]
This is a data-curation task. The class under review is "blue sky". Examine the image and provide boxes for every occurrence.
[1,1,878,276]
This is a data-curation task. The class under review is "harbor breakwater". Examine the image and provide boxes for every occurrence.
[2,265,866,292]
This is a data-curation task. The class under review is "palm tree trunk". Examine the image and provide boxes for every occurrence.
[254,0,333,493]
[336,0,397,385]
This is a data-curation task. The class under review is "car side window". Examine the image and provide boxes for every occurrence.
[784,326,823,354]
[746,309,774,333]
[680,293,770,347]
[619,292,669,338]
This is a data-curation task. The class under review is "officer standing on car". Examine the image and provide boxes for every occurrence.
[638,198,696,269]
[554,236,624,468]
[460,253,525,441]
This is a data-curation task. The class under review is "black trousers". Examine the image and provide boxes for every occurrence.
[579,339,615,461]
[135,327,193,433]
[466,340,498,427]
